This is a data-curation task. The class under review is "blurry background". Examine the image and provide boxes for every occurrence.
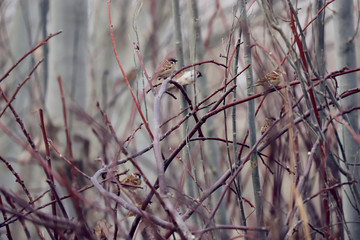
[0,0,359,239]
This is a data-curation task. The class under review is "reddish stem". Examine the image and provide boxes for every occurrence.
[0,31,61,83]
[0,59,44,118]
[57,76,77,187]
[39,109,57,228]
[107,0,154,140]
[290,9,329,236]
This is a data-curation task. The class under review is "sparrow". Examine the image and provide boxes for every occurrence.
[167,70,202,90]
[94,219,111,239]
[151,57,178,85]
[120,172,142,190]
[248,68,283,89]
[260,117,276,143]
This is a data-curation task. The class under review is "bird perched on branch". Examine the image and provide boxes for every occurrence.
[151,57,178,85]
[260,117,276,143]
[248,68,283,89]
[111,172,142,194]
[120,172,142,190]
[167,70,202,91]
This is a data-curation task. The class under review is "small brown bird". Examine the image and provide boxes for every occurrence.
[151,57,178,84]
[248,68,283,89]
[260,117,276,143]
[120,172,142,190]
[94,219,111,239]
[167,70,202,90]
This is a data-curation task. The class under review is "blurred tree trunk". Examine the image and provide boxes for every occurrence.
[1,1,40,238]
[333,1,360,239]
[1,0,39,186]
[45,0,88,185]
[88,0,116,159]
[240,0,264,238]
[46,0,88,156]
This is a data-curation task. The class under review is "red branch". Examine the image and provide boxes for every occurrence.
[47,139,90,180]
[39,109,57,223]
[0,59,44,118]
[57,76,73,160]
[0,31,62,83]
[107,0,154,140]
[133,42,154,93]
[289,7,328,236]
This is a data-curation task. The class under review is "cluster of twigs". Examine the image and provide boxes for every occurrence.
[1,0,360,239]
